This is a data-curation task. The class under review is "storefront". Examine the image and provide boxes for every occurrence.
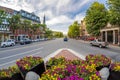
[0,31,11,42]
[100,23,120,45]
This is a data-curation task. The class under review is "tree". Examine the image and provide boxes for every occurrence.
[8,14,21,34]
[85,1,108,36]
[0,9,7,25]
[53,31,64,38]
[45,28,53,38]
[0,9,7,41]
[108,0,120,26]
[68,21,80,38]
[21,19,31,34]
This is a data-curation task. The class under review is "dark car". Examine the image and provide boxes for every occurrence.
[20,38,32,45]
[63,37,68,41]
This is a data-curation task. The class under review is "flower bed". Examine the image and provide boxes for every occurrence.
[0,54,120,80]
[86,54,111,71]
[0,65,22,80]
[41,57,101,80]
[16,56,45,78]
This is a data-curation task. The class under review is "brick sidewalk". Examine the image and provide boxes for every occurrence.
[55,49,82,60]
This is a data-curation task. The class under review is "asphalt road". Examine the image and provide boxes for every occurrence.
[0,38,120,69]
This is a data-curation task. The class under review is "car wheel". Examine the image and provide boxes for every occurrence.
[11,43,14,46]
[3,44,6,48]
[90,43,93,46]
[99,44,102,48]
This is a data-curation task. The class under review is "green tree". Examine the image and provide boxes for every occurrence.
[0,9,7,41]
[108,0,120,26]
[31,23,40,35]
[0,9,7,25]
[21,19,31,34]
[68,21,80,38]
[53,31,64,38]
[45,28,53,38]
[85,1,108,36]
[8,14,21,34]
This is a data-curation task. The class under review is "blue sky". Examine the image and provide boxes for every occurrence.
[0,0,107,34]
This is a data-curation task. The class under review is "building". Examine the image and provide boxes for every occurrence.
[100,23,120,45]
[0,6,13,42]
[9,9,41,41]
[0,6,42,42]
[80,19,89,37]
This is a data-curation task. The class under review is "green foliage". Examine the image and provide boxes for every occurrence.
[45,28,53,38]
[108,0,120,26]
[85,1,108,36]
[8,14,21,33]
[0,9,7,25]
[68,21,80,38]
[21,19,31,32]
[53,31,64,38]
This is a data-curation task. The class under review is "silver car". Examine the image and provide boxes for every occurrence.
[90,39,109,48]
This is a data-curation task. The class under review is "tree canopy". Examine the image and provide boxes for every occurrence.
[85,1,108,36]
[0,9,7,25]
[108,0,120,26]
[68,21,80,38]
[8,14,21,33]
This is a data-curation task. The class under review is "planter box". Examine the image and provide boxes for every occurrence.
[0,77,11,80]
[11,72,23,80]
[96,65,110,71]
[18,61,45,79]
[108,70,120,80]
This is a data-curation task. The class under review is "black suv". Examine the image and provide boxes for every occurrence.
[20,38,32,45]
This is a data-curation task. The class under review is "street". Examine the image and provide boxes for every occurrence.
[0,38,120,69]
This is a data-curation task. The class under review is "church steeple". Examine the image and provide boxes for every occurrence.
[43,14,46,24]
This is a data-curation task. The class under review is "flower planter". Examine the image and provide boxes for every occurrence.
[0,77,11,80]
[11,72,23,80]
[18,61,45,79]
[108,70,120,80]
[96,65,110,71]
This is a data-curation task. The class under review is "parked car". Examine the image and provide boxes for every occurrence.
[1,39,15,48]
[90,39,109,48]
[20,38,32,45]
[86,37,95,41]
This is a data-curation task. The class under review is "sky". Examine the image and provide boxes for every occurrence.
[0,0,107,34]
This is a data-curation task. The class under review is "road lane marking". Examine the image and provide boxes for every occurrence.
[0,41,51,54]
[0,51,42,68]
[0,47,43,60]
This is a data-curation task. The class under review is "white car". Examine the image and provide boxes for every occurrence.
[1,39,15,48]
[90,39,109,48]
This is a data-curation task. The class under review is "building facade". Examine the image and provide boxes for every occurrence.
[9,9,41,41]
[0,6,42,42]
[100,23,120,45]
[80,19,89,37]
[0,6,13,42]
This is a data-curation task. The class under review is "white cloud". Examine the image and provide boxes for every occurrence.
[47,15,73,25]
[0,0,100,34]
[74,12,85,23]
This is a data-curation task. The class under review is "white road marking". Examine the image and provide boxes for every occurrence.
[0,47,43,60]
[0,51,42,67]
[0,41,50,54]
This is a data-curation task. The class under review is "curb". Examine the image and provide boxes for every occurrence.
[43,48,85,63]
